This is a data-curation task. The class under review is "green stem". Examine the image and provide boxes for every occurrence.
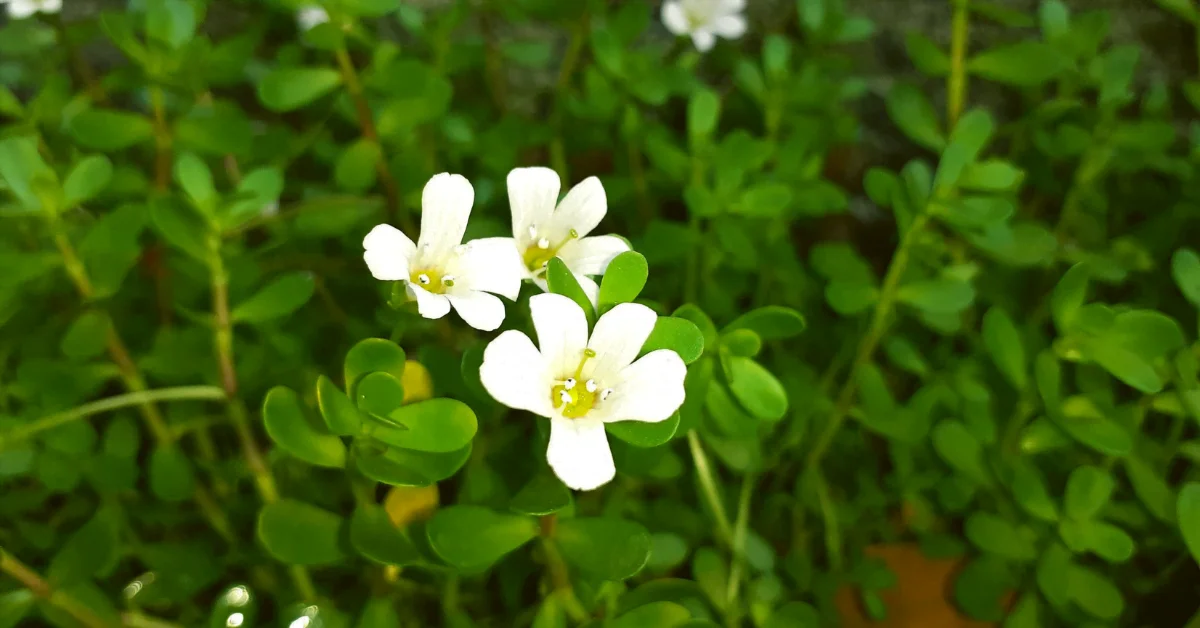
[150,87,171,191]
[687,430,735,545]
[550,11,588,183]
[724,474,756,614]
[0,386,224,447]
[947,0,969,127]
[538,515,588,622]
[804,214,930,471]
[1,547,112,628]
[813,472,843,572]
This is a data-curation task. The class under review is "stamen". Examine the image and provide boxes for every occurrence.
[443,275,456,287]
[537,237,550,249]
[601,388,613,401]
[568,228,579,239]
[528,225,538,239]
[559,390,572,405]
[585,379,598,393]
[573,349,596,379]
[418,273,431,285]
[563,378,576,390]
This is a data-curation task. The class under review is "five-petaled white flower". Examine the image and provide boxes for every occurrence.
[296,4,329,31]
[661,0,747,52]
[363,173,524,332]
[2,0,61,18]
[480,293,686,491]
[505,167,630,306]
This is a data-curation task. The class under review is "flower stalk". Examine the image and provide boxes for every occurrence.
[947,0,969,127]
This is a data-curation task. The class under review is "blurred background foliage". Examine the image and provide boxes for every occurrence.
[2,0,1200,627]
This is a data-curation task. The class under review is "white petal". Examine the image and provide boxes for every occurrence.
[452,237,524,300]
[720,0,746,13]
[409,284,451,319]
[551,177,607,241]
[40,0,61,12]
[661,1,690,35]
[557,235,630,277]
[363,224,416,281]
[446,290,506,331]
[297,6,329,30]
[480,330,553,416]
[599,350,687,424]
[418,173,474,261]
[546,418,615,491]
[507,167,560,242]
[712,14,746,39]
[532,275,550,293]
[8,0,37,18]
[576,274,600,310]
[587,302,657,380]
[691,29,716,52]
[530,292,589,379]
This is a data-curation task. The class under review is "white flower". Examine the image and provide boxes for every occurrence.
[2,0,61,18]
[480,293,686,491]
[296,5,329,31]
[661,0,747,52]
[363,173,524,332]
[505,167,630,306]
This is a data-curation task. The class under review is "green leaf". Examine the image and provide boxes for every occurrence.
[555,517,651,580]
[316,375,363,436]
[1076,520,1135,563]
[1065,465,1114,520]
[48,511,119,585]
[1172,248,1200,305]
[964,512,1037,561]
[687,88,720,144]
[641,317,705,364]
[720,329,761,357]
[905,32,950,75]
[826,282,879,315]
[723,306,806,340]
[62,155,114,206]
[355,372,406,418]
[149,446,195,503]
[174,152,217,214]
[967,41,1071,86]
[231,272,316,323]
[897,278,975,314]
[344,338,407,396]
[1036,543,1072,613]
[0,135,54,211]
[67,109,155,150]
[356,598,400,628]
[672,304,718,350]
[60,310,111,360]
[224,167,285,227]
[257,499,347,565]
[1067,564,1123,620]
[0,590,35,628]
[263,386,346,468]
[958,160,1024,192]
[765,601,820,628]
[1179,483,1200,568]
[885,83,945,151]
[80,204,146,298]
[335,139,381,193]
[145,0,196,48]
[150,199,209,261]
[546,258,595,327]
[611,602,690,628]
[1155,0,1199,21]
[369,398,477,453]
[737,182,793,217]
[357,443,471,487]
[1124,456,1176,523]
[727,357,788,421]
[933,109,995,192]
[981,308,1026,390]
[1088,342,1163,394]
[349,505,421,566]
[1051,263,1089,332]
[510,472,572,516]
[607,412,681,448]
[1011,460,1058,522]
[932,420,988,484]
[257,67,343,112]
[426,506,538,570]
[598,251,649,312]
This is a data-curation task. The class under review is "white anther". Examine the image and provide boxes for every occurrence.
[559,390,572,405]
[600,388,613,401]
[563,378,576,390]
[528,225,538,239]
[417,274,431,285]
[585,379,598,393]
[537,237,551,249]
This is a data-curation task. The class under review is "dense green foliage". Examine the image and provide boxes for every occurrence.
[2,0,1200,627]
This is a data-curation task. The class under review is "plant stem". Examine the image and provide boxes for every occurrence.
[1,547,111,628]
[0,386,224,447]
[627,129,653,227]
[334,47,407,232]
[947,0,969,127]
[550,12,588,183]
[724,474,756,612]
[538,515,588,622]
[150,87,171,191]
[52,13,107,105]
[804,214,930,471]
[687,430,735,545]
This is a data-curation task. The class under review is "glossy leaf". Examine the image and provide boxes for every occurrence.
[641,317,705,364]
[262,386,346,468]
[425,506,538,570]
[257,499,347,565]
[598,251,649,312]
[231,272,316,323]
[554,517,651,580]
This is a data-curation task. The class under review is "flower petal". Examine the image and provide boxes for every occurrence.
[661,1,690,35]
[551,177,607,240]
[557,235,630,276]
[721,0,746,13]
[447,290,506,331]
[547,418,615,491]
[452,237,524,300]
[586,302,657,380]
[691,29,716,52]
[41,0,61,11]
[530,292,589,379]
[363,224,416,281]
[418,173,474,261]
[8,0,38,18]
[599,350,687,424]
[712,14,746,39]
[409,284,451,319]
[576,273,600,310]
[507,167,560,242]
[480,330,553,416]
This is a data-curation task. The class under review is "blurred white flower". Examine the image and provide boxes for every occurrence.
[296,5,329,31]
[480,293,686,491]
[363,173,524,331]
[2,0,61,18]
[661,0,746,52]
[505,167,629,306]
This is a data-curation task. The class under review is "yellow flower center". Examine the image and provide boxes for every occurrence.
[523,229,580,274]
[550,348,614,419]
[409,268,455,294]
